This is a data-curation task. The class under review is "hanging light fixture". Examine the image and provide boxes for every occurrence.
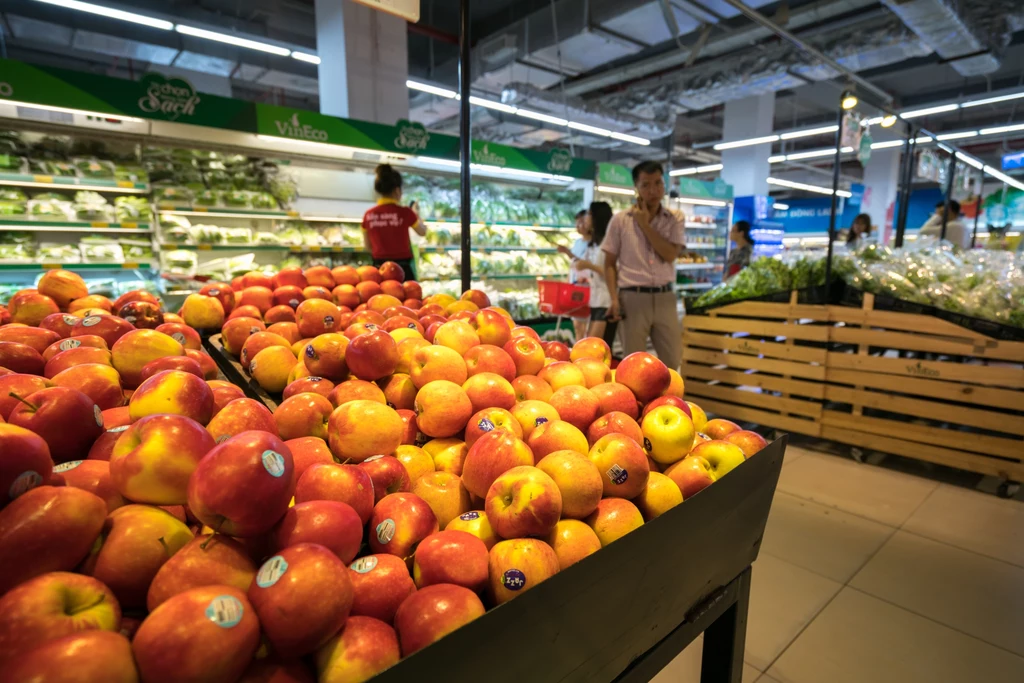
[841,94,859,110]
[880,114,897,128]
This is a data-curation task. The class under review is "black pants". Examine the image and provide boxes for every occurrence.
[373,258,417,281]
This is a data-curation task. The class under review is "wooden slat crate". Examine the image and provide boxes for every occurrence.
[682,292,1024,482]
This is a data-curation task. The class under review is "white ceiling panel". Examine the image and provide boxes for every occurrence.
[72,31,179,65]
[173,51,237,77]
[529,31,643,75]
[474,61,563,94]
[7,15,73,45]
[256,70,320,95]
[600,3,701,46]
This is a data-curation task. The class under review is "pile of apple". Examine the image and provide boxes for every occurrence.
[0,263,769,683]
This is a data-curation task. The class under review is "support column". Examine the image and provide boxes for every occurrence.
[315,0,409,124]
[719,93,775,197]
[860,142,902,243]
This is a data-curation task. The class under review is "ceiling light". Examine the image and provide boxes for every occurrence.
[514,109,569,126]
[900,103,959,119]
[176,25,291,56]
[773,203,789,211]
[936,131,978,141]
[870,140,905,149]
[961,92,1024,108]
[779,125,838,140]
[954,152,984,170]
[597,185,636,196]
[983,165,1024,192]
[668,167,698,176]
[713,134,780,151]
[416,156,462,168]
[469,96,517,114]
[767,155,787,164]
[291,52,321,65]
[841,95,858,110]
[608,132,651,146]
[674,197,728,207]
[406,80,457,99]
[568,121,613,136]
[473,164,572,183]
[881,115,897,128]
[785,148,841,161]
[979,123,1024,136]
[696,164,723,173]
[34,0,173,30]
[0,98,144,122]
[255,134,409,160]
[766,177,852,197]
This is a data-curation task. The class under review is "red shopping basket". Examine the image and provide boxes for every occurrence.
[538,280,590,317]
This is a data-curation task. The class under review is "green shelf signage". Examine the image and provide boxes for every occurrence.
[676,176,734,201]
[597,162,634,188]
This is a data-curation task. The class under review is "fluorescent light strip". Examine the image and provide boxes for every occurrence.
[954,152,984,170]
[468,96,517,114]
[35,0,173,29]
[936,131,978,141]
[255,134,410,160]
[514,108,569,126]
[983,165,1024,192]
[962,92,1024,108]
[0,179,147,193]
[176,25,291,55]
[609,132,651,146]
[0,98,143,122]
[870,140,905,149]
[773,203,789,210]
[675,197,728,207]
[979,123,1024,136]
[779,125,838,140]
[785,148,842,161]
[696,164,723,173]
[416,156,462,168]
[766,177,852,197]
[291,52,321,65]
[568,121,613,136]
[597,185,635,196]
[669,167,697,176]
[714,134,780,151]
[406,80,458,99]
[669,163,723,176]
[900,104,960,120]
[473,164,573,183]
[767,155,787,164]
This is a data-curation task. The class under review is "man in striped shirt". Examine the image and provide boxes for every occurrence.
[602,161,685,370]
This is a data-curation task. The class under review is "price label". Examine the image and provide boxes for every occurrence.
[121,263,140,269]
[198,245,212,251]
[116,180,134,188]
[32,175,54,184]
[121,222,137,228]
[90,222,109,228]
[41,263,60,269]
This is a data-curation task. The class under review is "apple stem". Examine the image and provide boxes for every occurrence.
[67,594,106,616]
[200,519,225,550]
[157,536,170,557]
[7,392,37,413]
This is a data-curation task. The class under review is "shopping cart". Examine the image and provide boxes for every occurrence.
[538,280,590,337]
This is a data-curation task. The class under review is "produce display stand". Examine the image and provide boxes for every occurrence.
[203,333,282,411]
[682,292,1024,491]
[369,436,786,683]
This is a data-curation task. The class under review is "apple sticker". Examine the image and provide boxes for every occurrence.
[350,556,378,573]
[81,316,102,327]
[205,595,244,628]
[375,518,396,544]
[8,471,42,500]
[502,569,526,591]
[172,332,186,344]
[94,405,103,427]
[256,556,289,588]
[61,314,78,326]
[261,450,285,477]
[606,464,629,486]
[53,461,83,473]
[58,339,81,351]
[459,511,480,521]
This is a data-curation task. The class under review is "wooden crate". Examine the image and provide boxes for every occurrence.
[682,292,1024,482]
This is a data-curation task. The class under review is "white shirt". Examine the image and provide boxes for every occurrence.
[568,237,589,285]
[583,243,611,308]
[919,214,971,249]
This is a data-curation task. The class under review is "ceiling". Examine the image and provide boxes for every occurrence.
[2,0,1024,187]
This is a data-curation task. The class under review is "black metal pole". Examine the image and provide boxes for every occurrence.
[458,0,471,294]
[972,184,981,248]
[939,152,956,241]
[823,100,844,298]
[892,128,912,248]
[894,126,916,247]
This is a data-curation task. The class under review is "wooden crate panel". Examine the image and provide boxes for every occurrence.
[826,352,1023,389]
[691,398,822,437]
[821,425,1024,481]
[684,331,828,364]
[700,301,830,321]
[685,381,823,419]
[682,363,827,400]
[826,306,999,344]
[684,315,830,342]
[825,368,1021,412]
[829,327,1024,360]
[684,347,827,381]
[821,411,1024,461]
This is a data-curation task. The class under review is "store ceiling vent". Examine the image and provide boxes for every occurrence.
[71,31,178,66]
[478,34,518,71]
[880,0,1003,76]
[6,14,73,46]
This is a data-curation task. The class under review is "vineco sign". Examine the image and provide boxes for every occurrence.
[273,112,329,142]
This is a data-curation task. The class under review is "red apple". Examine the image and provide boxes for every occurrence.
[294,463,375,524]
[641,394,693,419]
[208,380,246,416]
[345,330,398,381]
[199,281,235,316]
[275,500,363,564]
[393,583,484,657]
[0,324,61,350]
[587,411,643,447]
[485,466,562,539]
[129,370,214,425]
[591,382,640,419]
[664,455,716,499]
[487,538,560,605]
[5,630,137,682]
[41,334,108,363]
[110,414,216,505]
[274,393,333,441]
[328,400,402,462]
[0,341,45,375]
[8,387,103,463]
[503,336,545,376]
[367,492,438,559]
[283,376,336,401]
[723,430,768,457]
[0,424,53,505]
[117,300,165,329]
[138,355,204,382]
[588,433,650,499]
[585,498,644,546]
[206,398,278,442]
[285,436,335,478]
[37,269,89,309]
[616,351,671,403]
[536,450,603,520]
[315,616,400,682]
[111,329,184,389]
[347,553,415,624]
[53,459,125,512]
[464,407,522,447]
[705,418,742,440]
[71,314,135,348]
[461,430,534,499]
[411,530,488,592]
[359,455,411,503]
[146,534,256,611]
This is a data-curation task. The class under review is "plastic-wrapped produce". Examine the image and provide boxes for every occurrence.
[114,196,153,222]
[37,243,81,263]
[80,237,124,262]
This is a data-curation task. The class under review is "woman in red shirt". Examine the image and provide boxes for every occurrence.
[362,164,426,279]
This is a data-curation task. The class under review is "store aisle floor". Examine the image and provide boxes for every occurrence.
[651,445,1024,683]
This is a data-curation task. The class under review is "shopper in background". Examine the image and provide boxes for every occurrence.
[845,213,873,247]
[725,220,755,280]
[362,164,426,279]
[568,202,618,347]
[602,161,685,371]
[558,209,592,341]
[919,199,970,250]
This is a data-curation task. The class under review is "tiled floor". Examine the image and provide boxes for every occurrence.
[651,445,1024,683]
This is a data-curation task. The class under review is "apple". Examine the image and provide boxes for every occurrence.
[347,553,415,624]
[345,330,398,382]
[138,355,204,382]
[110,329,184,389]
[464,407,522,447]
[511,375,552,402]
[180,294,225,330]
[402,281,423,300]
[573,358,612,387]
[367,294,402,314]
[461,372,516,414]
[424,438,469,476]
[0,324,61,351]
[284,436,334,475]
[80,504,192,609]
[238,659,314,683]
[0,571,120,664]
[393,583,484,657]
[541,340,571,362]
[273,285,306,310]
[461,431,534,499]
[239,286,275,314]
[0,424,53,505]
[635,472,684,520]
[274,393,333,441]
[536,450,603,519]
[487,538,559,605]
[296,299,342,338]
[570,336,612,365]
[444,510,498,550]
[146,534,256,611]
[129,370,214,425]
[380,373,417,410]
[723,429,768,457]
[527,419,590,461]
[274,500,362,564]
[585,498,644,546]
[463,344,515,383]
[545,519,602,570]
[249,346,299,393]
[467,310,511,348]
[367,492,438,558]
[485,466,562,539]
[283,376,336,401]
[67,294,113,313]
[616,352,671,403]
[249,544,353,658]
[510,399,561,442]
[208,380,246,416]
[0,341,45,375]
[198,282,235,316]
[44,345,113,378]
[275,267,309,290]
[5,630,137,682]
[116,300,164,330]
[414,380,472,439]
[460,289,490,308]
[663,455,715,499]
[53,459,125,512]
[690,439,747,478]
[9,290,59,325]
[206,398,278,442]
[315,616,400,683]
[391,445,430,483]
[8,386,103,463]
[328,400,402,463]
[641,405,696,466]
[411,530,488,592]
[547,385,601,433]
[304,265,335,288]
[42,334,108,363]
[333,284,361,309]
[432,320,480,356]
[71,314,135,348]
[222,317,265,358]
[37,269,89,309]
[588,433,650,499]
[705,418,742,440]
[587,411,643,447]
[110,414,215,504]
[641,395,693,419]
[329,378,386,407]
[187,431,295,537]
[359,455,411,503]
[132,586,260,683]
[331,265,361,287]
[410,344,467,387]
[538,361,586,392]
[49,363,124,411]
[396,410,420,446]
[503,337,545,377]
[302,334,349,382]
[185,349,217,380]
[410,471,470,529]
[686,401,709,433]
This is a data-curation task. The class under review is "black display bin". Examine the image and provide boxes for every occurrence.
[203,334,283,411]
[369,435,787,683]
